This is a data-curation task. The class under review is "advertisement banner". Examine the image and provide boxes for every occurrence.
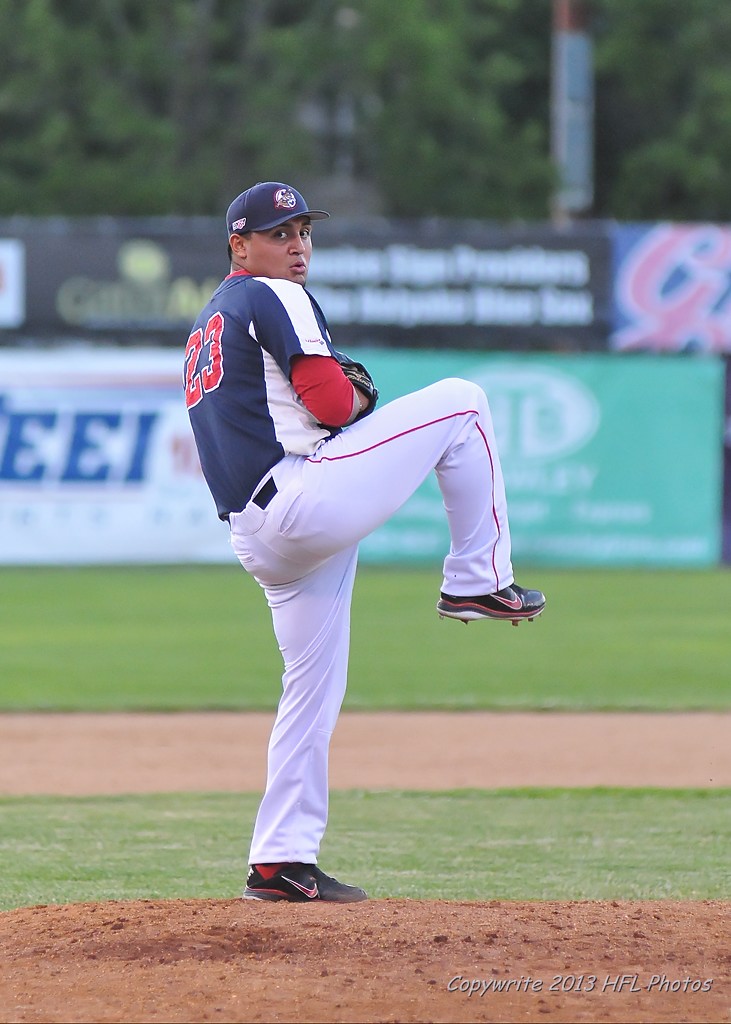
[0,349,229,564]
[611,223,731,353]
[0,218,612,351]
[354,350,724,567]
[723,358,731,564]
[0,349,723,566]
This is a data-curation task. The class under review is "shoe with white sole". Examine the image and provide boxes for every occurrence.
[437,583,546,626]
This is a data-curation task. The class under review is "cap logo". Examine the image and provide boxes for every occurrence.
[274,188,298,210]
[231,217,246,231]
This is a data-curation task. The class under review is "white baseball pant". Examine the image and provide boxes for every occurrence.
[229,377,513,864]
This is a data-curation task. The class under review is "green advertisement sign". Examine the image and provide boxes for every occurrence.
[353,351,724,566]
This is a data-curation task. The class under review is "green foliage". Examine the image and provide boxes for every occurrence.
[0,0,328,215]
[593,0,731,218]
[3,0,730,219]
[1,788,728,909]
[0,566,728,711]
[357,0,553,218]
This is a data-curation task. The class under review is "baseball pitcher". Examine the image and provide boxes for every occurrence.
[184,181,546,903]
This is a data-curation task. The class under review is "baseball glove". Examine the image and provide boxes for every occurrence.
[337,355,379,419]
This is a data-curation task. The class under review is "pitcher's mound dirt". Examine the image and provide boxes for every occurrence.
[1,898,728,1023]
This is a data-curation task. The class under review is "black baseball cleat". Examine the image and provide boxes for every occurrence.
[437,583,546,626]
[242,863,368,903]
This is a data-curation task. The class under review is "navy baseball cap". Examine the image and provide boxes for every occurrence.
[226,182,330,236]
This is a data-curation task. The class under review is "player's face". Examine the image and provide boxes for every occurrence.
[236,217,313,284]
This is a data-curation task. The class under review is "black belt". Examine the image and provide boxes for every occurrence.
[252,475,278,509]
[223,475,278,522]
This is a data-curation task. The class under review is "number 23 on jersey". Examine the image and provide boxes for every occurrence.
[184,312,224,409]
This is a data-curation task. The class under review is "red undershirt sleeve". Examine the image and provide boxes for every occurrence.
[290,354,358,427]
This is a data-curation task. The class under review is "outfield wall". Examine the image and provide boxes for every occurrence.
[0,348,723,567]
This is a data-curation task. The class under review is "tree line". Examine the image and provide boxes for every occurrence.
[1,0,729,222]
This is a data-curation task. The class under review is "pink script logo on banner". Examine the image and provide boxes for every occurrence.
[612,224,731,352]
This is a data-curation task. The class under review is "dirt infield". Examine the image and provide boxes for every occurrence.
[1,710,730,794]
[1,712,729,1023]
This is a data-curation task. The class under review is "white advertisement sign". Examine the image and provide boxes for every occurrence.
[0,348,231,564]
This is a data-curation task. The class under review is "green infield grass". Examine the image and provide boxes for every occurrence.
[0,788,728,911]
[0,565,729,711]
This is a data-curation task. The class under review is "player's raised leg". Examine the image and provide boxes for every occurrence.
[278,377,545,624]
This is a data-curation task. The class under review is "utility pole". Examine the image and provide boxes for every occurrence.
[551,0,594,223]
